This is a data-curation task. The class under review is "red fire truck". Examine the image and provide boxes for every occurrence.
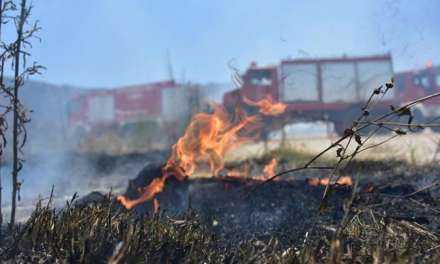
[223,54,440,135]
[67,80,200,153]
[395,64,440,122]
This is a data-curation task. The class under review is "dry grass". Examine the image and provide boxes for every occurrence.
[0,174,439,263]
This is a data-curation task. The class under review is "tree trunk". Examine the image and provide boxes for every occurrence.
[10,0,26,229]
[0,0,4,234]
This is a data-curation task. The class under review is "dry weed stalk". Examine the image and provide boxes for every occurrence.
[7,0,43,228]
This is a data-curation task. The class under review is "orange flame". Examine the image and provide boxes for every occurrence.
[165,105,257,177]
[227,162,250,178]
[117,175,166,210]
[243,95,286,116]
[117,105,258,210]
[306,176,353,187]
[117,93,289,211]
[226,169,246,178]
[426,60,433,68]
[262,158,277,179]
[254,158,278,181]
[153,198,160,213]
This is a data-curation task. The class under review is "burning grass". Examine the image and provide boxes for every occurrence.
[117,97,287,211]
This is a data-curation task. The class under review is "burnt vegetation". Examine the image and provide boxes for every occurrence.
[0,162,439,263]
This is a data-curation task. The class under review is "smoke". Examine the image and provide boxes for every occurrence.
[0,79,151,222]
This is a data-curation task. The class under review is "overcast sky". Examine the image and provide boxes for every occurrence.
[24,0,440,88]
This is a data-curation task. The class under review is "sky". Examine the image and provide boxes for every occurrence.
[20,0,440,88]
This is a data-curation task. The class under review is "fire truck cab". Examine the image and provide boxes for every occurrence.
[395,65,440,120]
[224,55,396,135]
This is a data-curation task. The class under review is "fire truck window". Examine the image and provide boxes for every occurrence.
[421,76,430,89]
[413,75,431,90]
[249,70,273,85]
[413,77,420,86]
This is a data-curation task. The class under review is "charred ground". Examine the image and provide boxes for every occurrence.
[1,149,440,263]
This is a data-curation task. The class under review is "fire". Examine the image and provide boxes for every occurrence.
[117,176,166,210]
[164,105,257,177]
[306,176,353,187]
[426,60,433,68]
[226,169,247,178]
[335,176,353,186]
[226,162,250,178]
[117,94,287,210]
[117,104,258,209]
[263,158,277,177]
[253,158,278,181]
[243,95,286,116]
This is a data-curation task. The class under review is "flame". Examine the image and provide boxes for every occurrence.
[117,176,166,210]
[243,95,286,116]
[153,198,160,213]
[254,158,278,181]
[117,104,258,210]
[227,162,250,178]
[306,176,352,187]
[336,176,353,186]
[165,105,257,177]
[426,60,433,68]
[226,169,246,178]
[262,158,277,179]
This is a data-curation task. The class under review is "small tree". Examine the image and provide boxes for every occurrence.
[9,0,43,228]
[0,0,6,234]
[0,0,15,233]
